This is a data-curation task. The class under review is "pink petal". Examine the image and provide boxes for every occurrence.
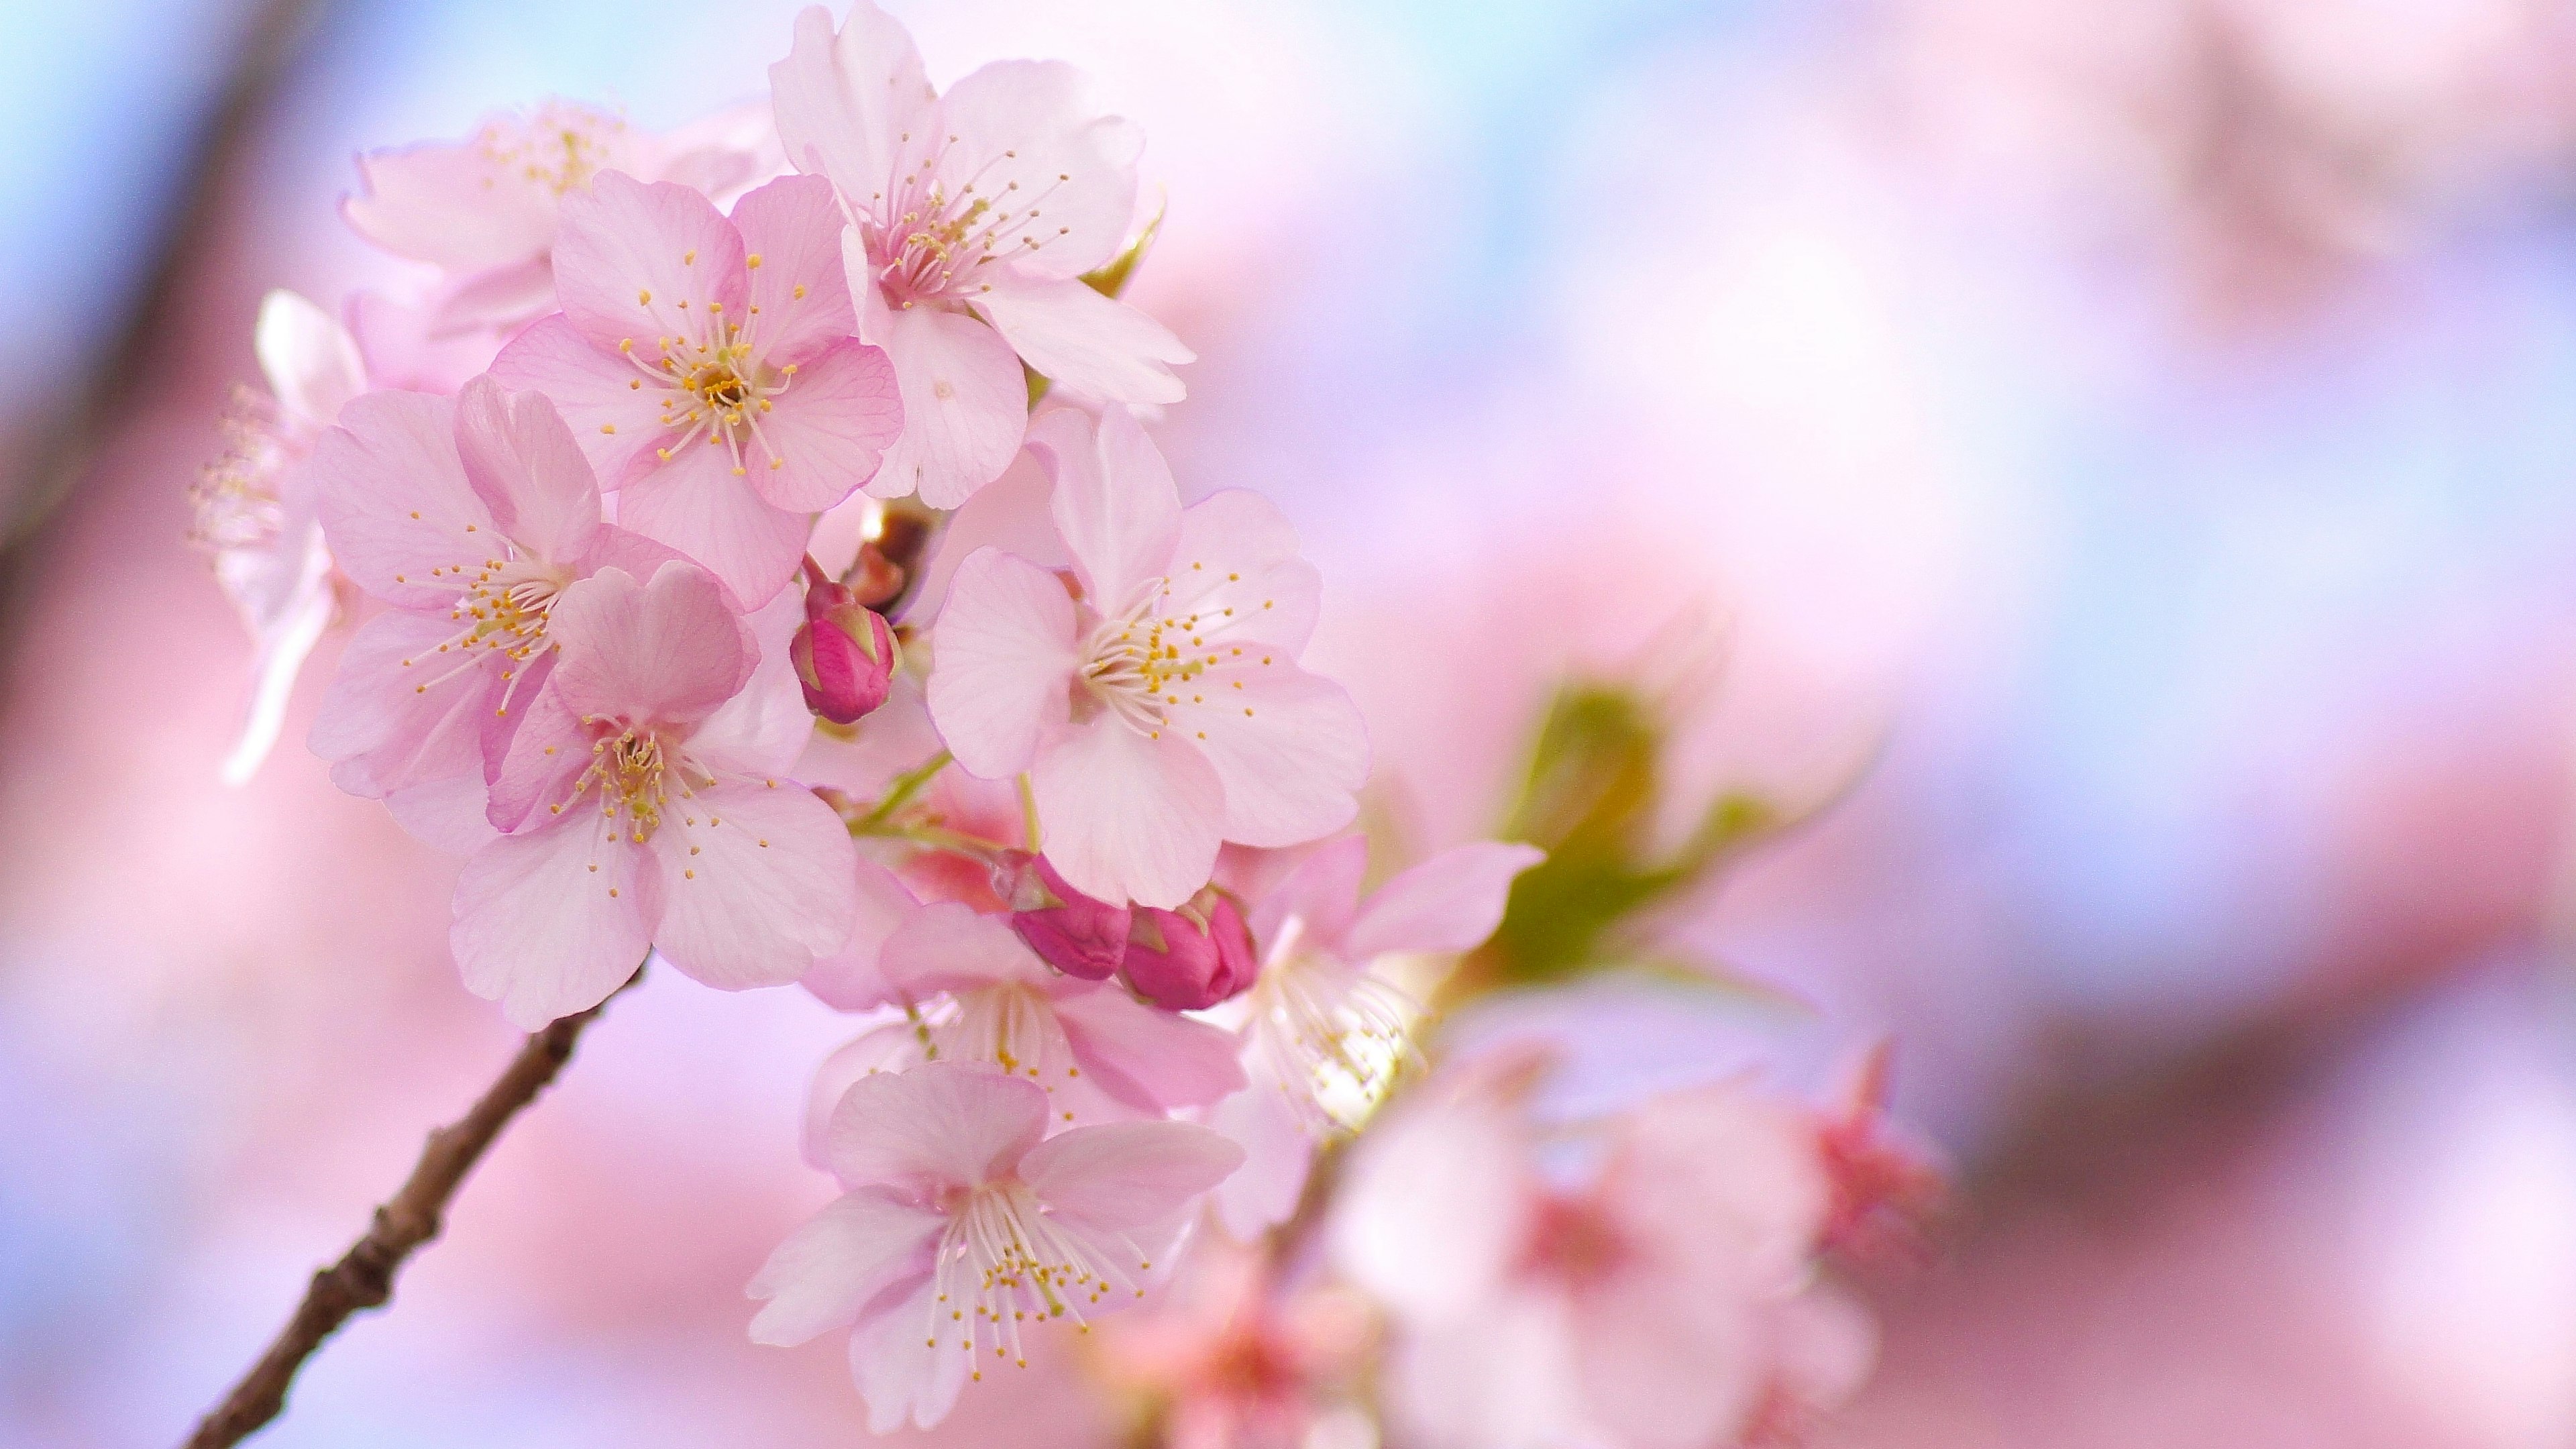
[930,60,1140,278]
[1346,842,1545,961]
[1208,1085,1317,1240]
[551,170,748,353]
[612,440,815,606]
[546,561,756,723]
[429,256,558,338]
[823,1059,1049,1192]
[311,390,496,610]
[1030,714,1225,910]
[308,608,496,799]
[382,773,499,855]
[802,1022,918,1171]
[480,680,588,835]
[799,857,922,1012]
[1020,1118,1244,1231]
[254,290,366,429]
[1030,406,1179,613]
[876,901,1046,1000]
[769,1,931,203]
[1189,665,1368,848]
[343,132,558,272]
[859,282,1027,508]
[486,315,671,485]
[647,777,859,989]
[924,547,1077,778]
[1609,1085,1827,1288]
[731,173,859,363]
[746,1186,944,1346]
[975,277,1188,405]
[451,820,657,1028]
[1571,1263,1761,1449]
[1167,489,1322,651]
[848,1272,970,1434]
[452,376,602,565]
[1248,834,1368,960]
[1330,1087,1531,1324]
[747,337,901,513]
[684,582,816,777]
[221,566,337,786]
[1049,983,1247,1112]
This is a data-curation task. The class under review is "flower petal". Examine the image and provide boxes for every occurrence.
[647,777,859,990]
[1248,833,1368,959]
[311,390,496,610]
[1190,665,1367,847]
[799,857,923,1012]
[769,1,931,204]
[254,290,366,429]
[848,1271,969,1434]
[451,820,657,1028]
[551,170,748,352]
[924,547,1077,778]
[451,376,603,565]
[1208,1085,1317,1240]
[857,278,1027,508]
[746,1186,944,1346]
[931,60,1141,278]
[546,561,755,723]
[747,337,901,513]
[824,1059,1049,1191]
[343,130,559,272]
[1165,488,1322,651]
[1346,842,1545,961]
[976,277,1187,405]
[802,1022,919,1171]
[611,440,815,606]
[308,608,498,799]
[876,900,1047,1000]
[1019,1118,1244,1231]
[732,173,859,363]
[1049,983,1247,1112]
[686,583,818,778]
[486,315,671,486]
[1028,405,1181,613]
[1030,714,1224,909]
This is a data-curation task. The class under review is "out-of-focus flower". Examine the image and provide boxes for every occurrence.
[770,1,1192,506]
[1124,886,1259,1012]
[800,900,1246,1160]
[1331,1054,1872,1449]
[1097,1240,1375,1449]
[1812,1040,1947,1265]
[928,406,1366,908]
[1000,847,1133,981]
[452,559,856,1026]
[1210,835,1542,1238]
[193,290,366,785]
[747,1061,1244,1433]
[490,171,902,604]
[792,555,898,723]
[343,98,775,340]
[307,376,682,814]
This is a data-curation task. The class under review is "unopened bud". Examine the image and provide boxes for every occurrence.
[792,557,896,724]
[1122,887,1258,1011]
[999,849,1130,981]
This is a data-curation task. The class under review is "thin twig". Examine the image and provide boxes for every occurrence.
[180,965,645,1449]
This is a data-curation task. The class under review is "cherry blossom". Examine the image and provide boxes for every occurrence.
[193,290,366,784]
[306,375,683,815]
[769,1,1192,507]
[747,1061,1243,1432]
[490,170,903,604]
[450,558,857,1026]
[344,99,775,341]
[1097,1239,1375,1449]
[799,900,1246,1159]
[927,407,1367,909]
[1331,1057,1870,1449]
[1211,835,1542,1238]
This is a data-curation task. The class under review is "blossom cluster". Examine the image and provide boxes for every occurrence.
[195,4,1934,1442]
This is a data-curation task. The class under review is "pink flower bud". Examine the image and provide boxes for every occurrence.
[792,557,896,724]
[1122,888,1258,1011]
[998,849,1130,981]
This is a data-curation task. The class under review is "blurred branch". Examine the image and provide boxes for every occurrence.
[179,965,645,1449]
[1,0,332,550]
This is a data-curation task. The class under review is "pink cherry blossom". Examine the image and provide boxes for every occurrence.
[800,900,1246,1161]
[489,170,903,604]
[747,1061,1244,1433]
[1097,1239,1375,1449]
[450,558,858,1026]
[343,98,774,340]
[1330,1057,1868,1449]
[193,290,366,784]
[306,374,686,818]
[1210,835,1542,1238]
[769,2,1193,506]
[927,407,1367,909]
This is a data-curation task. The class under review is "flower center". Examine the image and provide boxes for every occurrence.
[1518,1191,1630,1287]
[928,1181,1147,1379]
[1246,919,1415,1132]
[864,130,1080,308]
[396,551,571,714]
[477,100,630,197]
[557,722,713,844]
[625,313,796,482]
[191,386,295,555]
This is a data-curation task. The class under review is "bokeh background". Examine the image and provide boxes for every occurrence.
[7,0,2576,1444]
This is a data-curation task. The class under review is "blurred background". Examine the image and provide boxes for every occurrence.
[7,0,2576,1444]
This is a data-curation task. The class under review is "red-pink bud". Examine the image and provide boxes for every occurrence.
[998,850,1130,981]
[792,557,896,724]
[1122,888,1258,1011]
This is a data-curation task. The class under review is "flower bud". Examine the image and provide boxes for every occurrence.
[792,557,896,724]
[998,849,1130,981]
[1121,888,1258,1011]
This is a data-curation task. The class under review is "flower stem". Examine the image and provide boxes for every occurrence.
[178,963,647,1449]
[1016,772,1041,853]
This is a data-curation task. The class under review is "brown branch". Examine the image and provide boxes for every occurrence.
[180,965,645,1449]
